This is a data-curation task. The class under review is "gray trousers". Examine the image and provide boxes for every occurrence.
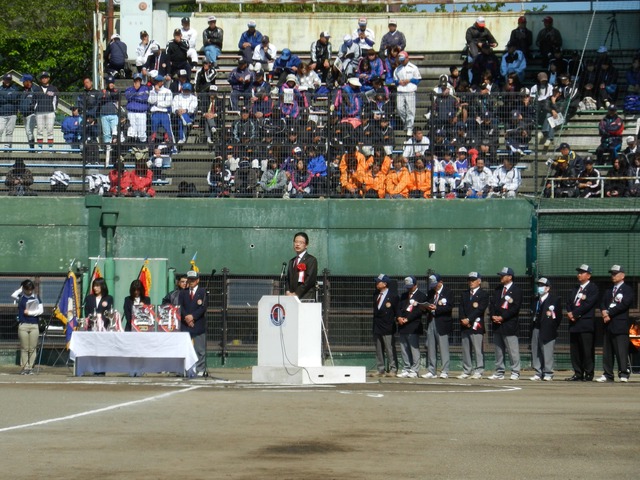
[493,331,520,375]
[0,114,16,147]
[374,333,397,373]
[192,331,207,374]
[461,330,484,375]
[531,328,555,377]
[397,333,421,373]
[425,321,450,375]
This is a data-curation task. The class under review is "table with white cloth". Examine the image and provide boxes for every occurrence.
[69,332,198,377]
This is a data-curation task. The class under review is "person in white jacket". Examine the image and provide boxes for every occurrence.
[148,75,175,146]
[171,83,198,143]
[500,42,527,82]
[393,51,422,136]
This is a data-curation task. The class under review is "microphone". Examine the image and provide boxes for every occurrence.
[280,262,287,279]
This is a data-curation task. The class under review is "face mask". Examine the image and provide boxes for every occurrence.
[537,286,546,295]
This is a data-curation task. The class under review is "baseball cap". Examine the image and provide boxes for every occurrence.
[375,274,391,284]
[2,74,11,81]
[187,270,199,279]
[388,19,397,25]
[597,45,608,54]
[281,48,291,60]
[133,73,143,80]
[105,76,115,83]
[40,71,50,78]
[398,51,408,61]
[208,15,217,22]
[458,147,467,153]
[404,276,417,289]
[556,142,570,151]
[626,136,635,144]
[247,20,257,28]
[468,272,481,280]
[518,16,526,24]
[497,267,515,277]
[181,16,190,24]
[584,156,594,164]
[21,74,33,82]
[476,16,486,26]
[261,36,270,44]
[343,34,352,42]
[182,83,192,91]
[429,273,443,283]
[293,146,302,155]
[608,104,617,112]
[537,277,551,286]
[321,31,331,38]
[609,265,624,274]
[358,17,367,26]
[154,75,165,82]
[576,264,592,273]
[173,28,182,36]
[150,44,160,53]
[179,69,188,77]
[543,16,553,23]
[111,33,120,40]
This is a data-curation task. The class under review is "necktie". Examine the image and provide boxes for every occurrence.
[575,286,583,306]
[190,289,194,300]
[376,293,383,308]
[612,286,618,299]
[502,287,507,298]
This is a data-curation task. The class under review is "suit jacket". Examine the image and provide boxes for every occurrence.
[566,281,599,333]
[83,294,114,317]
[123,295,151,331]
[531,294,562,343]
[489,283,523,336]
[459,287,490,335]
[286,252,318,300]
[372,289,399,336]
[426,285,454,335]
[396,288,428,335]
[179,286,208,336]
[145,52,170,77]
[601,282,634,335]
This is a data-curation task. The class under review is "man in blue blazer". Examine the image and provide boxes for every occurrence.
[180,270,208,376]
[530,277,562,381]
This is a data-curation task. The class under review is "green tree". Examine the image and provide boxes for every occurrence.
[0,0,94,90]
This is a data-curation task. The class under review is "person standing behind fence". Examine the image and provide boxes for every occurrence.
[286,232,318,300]
[488,267,523,380]
[530,277,562,381]
[421,273,453,379]
[458,272,489,379]
[565,264,599,382]
[393,51,421,137]
[395,276,427,378]
[370,274,398,377]
[180,270,208,376]
[34,72,58,152]
[124,74,149,144]
[163,274,188,306]
[15,280,43,375]
[597,265,634,383]
[0,73,19,150]
[19,74,37,151]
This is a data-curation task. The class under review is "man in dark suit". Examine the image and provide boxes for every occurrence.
[530,277,562,381]
[371,274,398,377]
[179,270,208,376]
[144,43,170,78]
[396,276,427,378]
[597,265,634,383]
[421,273,454,379]
[458,271,490,379]
[488,267,523,380]
[565,264,599,381]
[286,232,318,301]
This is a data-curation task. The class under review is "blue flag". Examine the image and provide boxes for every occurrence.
[53,272,80,346]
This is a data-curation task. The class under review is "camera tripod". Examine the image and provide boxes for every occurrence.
[603,13,621,51]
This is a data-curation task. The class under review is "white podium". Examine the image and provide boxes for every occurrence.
[251,295,365,384]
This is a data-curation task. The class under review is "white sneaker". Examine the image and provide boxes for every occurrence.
[543,139,551,148]
[510,373,520,380]
[488,373,504,380]
[406,128,413,136]
[396,371,410,378]
[595,375,612,383]
[620,377,628,383]
[537,132,544,142]
[439,373,449,379]
[530,375,541,381]
[471,372,483,379]
[420,372,436,379]
[406,371,418,378]
[457,373,470,379]
[543,376,553,381]
[177,139,185,144]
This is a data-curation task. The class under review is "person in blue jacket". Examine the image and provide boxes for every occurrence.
[61,106,83,150]
[16,280,43,375]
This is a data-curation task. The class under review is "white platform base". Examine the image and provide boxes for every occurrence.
[252,365,366,385]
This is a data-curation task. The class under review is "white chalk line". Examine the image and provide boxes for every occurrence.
[0,385,201,433]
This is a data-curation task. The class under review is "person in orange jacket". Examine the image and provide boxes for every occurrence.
[408,157,432,198]
[339,145,367,178]
[361,162,387,198]
[108,160,133,196]
[365,146,392,175]
[130,158,156,197]
[340,147,363,197]
[385,156,410,198]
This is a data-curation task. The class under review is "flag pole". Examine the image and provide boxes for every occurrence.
[85,255,101,297]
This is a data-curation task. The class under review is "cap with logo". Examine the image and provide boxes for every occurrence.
[181,17,190,24]
[187,270,199,279]
[537,277,551,286]
[468,272,481,280]
[375,274,391,284]
[497,267,515,277]
[247,20,257,28]
[609,265,624,274]
[429,273,442,283]
[404,276,417,289]
[321,31,331,38]
[476,16,486,26]
[388,19,397,25]
[576,264,592,273]
[208,16,217,22]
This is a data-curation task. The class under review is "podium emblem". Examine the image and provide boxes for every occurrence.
[270,304,286,326]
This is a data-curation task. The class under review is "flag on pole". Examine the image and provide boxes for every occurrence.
[53,272,81,346]
[190,252,199,273]
[138,259,152,297]
[86,257,102,296]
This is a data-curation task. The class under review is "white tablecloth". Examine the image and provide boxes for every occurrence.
[69,332,198,377]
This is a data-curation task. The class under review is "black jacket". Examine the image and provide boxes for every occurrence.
[601,282,634,335]
[566,281,599,333]
[489,283,523,336]
[531,293,562,343]
[286,252,318,300]
[372,289,398,336]
[459,287,490,335]
[396,288,428,335]
[426,285,454,335]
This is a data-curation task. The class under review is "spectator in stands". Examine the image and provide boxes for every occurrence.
[567,49,583,82]
[149,147,167,181]
[490,155,521,198]
[289,158,312,198]
[0,73,19,150]
[433,150,459,198]
[548,47,569,77]
[537,85,566,150]
[501,42,527,83]
[296,63,321,100]
[465,16,498,61]
[339,148,362,198]
[628,153,640,197]
[473,111,500,150]
[279,74,308,124]
[455,146,470,179]
[250,85,273,122]
[172,83,197,144]
[105,33,128,78]
[250,64,270,95]
[361,161,386,198]
[385,156,410,199]
[144,43,170,79]
[232,106,258,157]
[169,69,191,95]
[605,156,629,197]
[508,16,532,59]
[259,158,287,197]
[596,57,619,107]
[544,157,577,198]
[357,49,385,91]
[504,110,530,151]
[252,36,277,73]
[238,20,263,65]
[471,43,500,88]
[309,32,332,83]
[363,111,393,154]
[76,77,99,123]
[203,86,223,145]
[383,46,402,86]
[462,157,493,198]
[393,51,421,137]
[130,157,155,197]
[447,66,462,93]
[530,71,554,126]
[135,31,158,74]
[402,127,430,163]
[476,139,497,166]
[363,77,391,117]
[61,106,82,151]
[380,19,406,59]
[108,160,132,196]
[272,49,302,88]
[623,136,637,156]
[34,71,58,153]
[98,75,119,162]
[332,77,363,136]
[194,60,217,94]
[578,59,598,108]
[228,58,254,111]
[148,75,175,147]
[124,73,149,144]
[202,16,224,66]
[536,16,562,67]
[576,157,601,198]
[626,58,640,95]
[596,105,624,163]
[5,159,34,196]
[407,157,432,198]
[180,17,199,67]
[207,158,231,197]
[305,145,327,195]
[166,29,191,77]
[352,17,375,49]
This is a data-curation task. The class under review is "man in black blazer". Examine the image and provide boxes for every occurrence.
[396,276,428,378]
[597,265,634,383]
[421,273,454,379]
[488,267,523,380]
[458,271,490,379]
[286,232,318,301]
[371,274,398,377]
[179,270,208,376]
[565,264,599,381]
[530,277,562,381]
[144,44,170,78]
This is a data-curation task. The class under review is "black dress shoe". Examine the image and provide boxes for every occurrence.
[583,375,593,382]
[565,375,583,381]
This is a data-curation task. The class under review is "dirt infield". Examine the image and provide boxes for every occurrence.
[0,366,637,480]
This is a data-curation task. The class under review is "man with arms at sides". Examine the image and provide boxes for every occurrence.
[286,232,318,301]
[565,264,599,382]
[457,272,490,379]
[180,270,208,376]
[370,274,399,377]
[530,277,562,381]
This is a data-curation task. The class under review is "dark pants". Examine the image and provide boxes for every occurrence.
[569,331,594,379]
[602,329,630,380]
